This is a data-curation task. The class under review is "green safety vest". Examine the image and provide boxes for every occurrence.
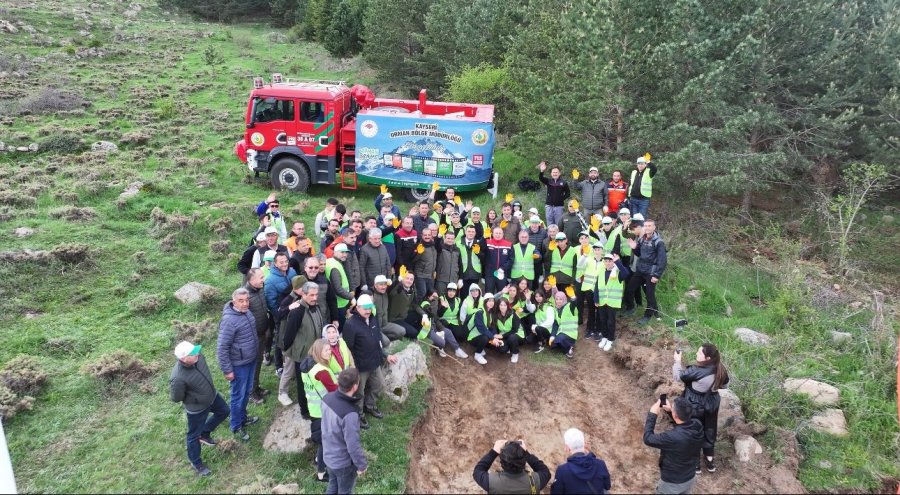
[327,339,352,375]
[463,296,483,321]
[540,304,555,328]
[441,297,460,325]
[301,363,333,419]
[629,168,653,198]
[603,228,617,254]
[466,307,486,341]
[417,301,433,340]
[511,243,536,280]
[618,227,632,256]
[324,258,350,308]
[581,257,601,291]
[576,248,591,281]
[595,268,624,309]
[555,303,579,340]
[550,247,577,277]
[459,241,482,274]
[512,298,529,318]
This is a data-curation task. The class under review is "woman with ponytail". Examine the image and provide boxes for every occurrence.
[673,343,729,475]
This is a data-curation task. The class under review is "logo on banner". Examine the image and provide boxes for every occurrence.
[361,120,378,138]
[472,154,484,166]
[471,129,489,146]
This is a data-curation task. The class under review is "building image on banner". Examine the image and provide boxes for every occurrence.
[355,112,495,192]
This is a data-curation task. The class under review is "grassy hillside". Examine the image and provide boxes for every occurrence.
[0,0,897,493]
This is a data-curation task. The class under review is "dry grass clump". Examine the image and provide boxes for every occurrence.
[13,87,90,116]
[51,243,93,265]
[209,216,233,236]
[0,355,48,395]
[49,205,98,222]
[172,319,213,342]
[0,191,37,206]
[80,350,159,385]
[149,206,198,237]
[0,384,33,420]
[209,239,230,256]
[127,293,166,313]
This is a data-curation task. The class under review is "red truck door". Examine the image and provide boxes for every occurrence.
[296,101,337,156]
[248,96,296,151]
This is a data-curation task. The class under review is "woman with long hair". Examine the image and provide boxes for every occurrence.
[531,289,554,353]
[673,343,730,474]
[299,339,339,483]
[486,208,498,226]
[467,293,498,365]
[491,297,521,363]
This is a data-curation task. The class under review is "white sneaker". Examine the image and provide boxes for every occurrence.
[278,393,293,406]
[437,349,448,358]
[598,338,608,349]
[455,348,469,359]
[602,340,613,352]
[511,353,519,364]
[474,353,487,365]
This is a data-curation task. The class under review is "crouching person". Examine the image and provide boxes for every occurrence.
[549,290,579,359]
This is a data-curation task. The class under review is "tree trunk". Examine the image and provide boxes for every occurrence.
[741,187,753,220]
[615,103,624,152]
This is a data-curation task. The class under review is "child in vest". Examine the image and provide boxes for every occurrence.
[298,339,339,483]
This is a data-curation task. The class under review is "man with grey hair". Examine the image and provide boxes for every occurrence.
[551,428,612,494]
[359,227,391,290]
[217,287,259,442]
[242,268,270,404]
[280,281,324,418]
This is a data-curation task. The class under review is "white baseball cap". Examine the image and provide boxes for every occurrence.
[447,282,458,290]
[174,341,201,359]
[471,206,481,213]
[357,294,375,309]
[374,274,391,286]
[633,213,645,221]
[528,207,539,215]
[334,243,349,253]
[255,232,267,242]
[264,226,278,235]
[636,156,647,164]
[383,192,393,199]
[601,216,614,224]
[529,216,541,224]
[589,166,599,173]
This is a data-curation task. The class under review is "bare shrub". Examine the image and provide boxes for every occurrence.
[80,350,159,384]
[209,239,230,256]
[0,355,47,395]
[49,206,97,222]
[15,88,90,115]
[209,216,233,236]
[172,319,213,342]
[39,134,86,154]
[51,243,92,265]
[0,384,33,420]
[128,293,166,313]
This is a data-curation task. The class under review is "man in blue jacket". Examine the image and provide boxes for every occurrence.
[551,428,611,494]
[264,252,297,316]
[216,288,260,441]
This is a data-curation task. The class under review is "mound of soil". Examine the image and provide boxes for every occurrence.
[406,323,805,494]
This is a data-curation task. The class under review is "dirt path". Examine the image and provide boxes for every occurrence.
[406,323,805,494]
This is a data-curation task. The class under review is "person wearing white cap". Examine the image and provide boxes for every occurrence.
[438,283,467,348]
[170,341,228,477]
[375,188,402,222]
[325,243,354,329]
[628,155,657,218]
[525,216,548,290]
[251,225,288,269]
[371,275,403,343]
[615,208,635,269]
[600,216,621,256]
[342,293,399,428]
[573,165,609,218]
[545,232,578,291]
[238,231,268,277]
[580,241,606,341]
[466,206,489,241]
[595,252,630,352]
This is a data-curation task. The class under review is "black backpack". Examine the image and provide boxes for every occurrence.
[518,177,541,192]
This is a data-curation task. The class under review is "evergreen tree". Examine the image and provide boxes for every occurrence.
[323,0,366,57]
[361,0,433,94]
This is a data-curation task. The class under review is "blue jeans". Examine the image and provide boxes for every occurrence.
[552,333,576,352]
[228,362,256,432]
[415,277,435,299]
[629,198,650,218]
[185,394,229,466]
[325,464,359,494]
[545,205,564,227]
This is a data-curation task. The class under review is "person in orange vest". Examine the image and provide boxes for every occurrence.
[607,169,628,215]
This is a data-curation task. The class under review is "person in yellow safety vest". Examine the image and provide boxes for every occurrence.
[544,232,578,291]
[467,294,497,365]
[601,216,621,256]
[627,155,658,218]
[325,244,353,329]
[530,289,554,353]
[581,241,606,342]
[438,283,468,346]
[574,231,594,325]
[322,324,353,375]
[299,339,339,483]
[492,297,523,363]
[460,283,484,324]
[594,253,630,352]
[511,229,540,286]
[457,224,486,298]
[419,291,468,359]
[549,291,579,359]
[466,207,490,242]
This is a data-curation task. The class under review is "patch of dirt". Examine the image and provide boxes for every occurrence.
[406,323,805,494]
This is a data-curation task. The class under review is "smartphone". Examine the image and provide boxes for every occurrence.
[675,319,688,328]
[660,393,667,406]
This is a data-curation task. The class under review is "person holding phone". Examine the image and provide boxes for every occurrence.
[473,439,551,494]
[643,397,704,494]
[672,344,730,474]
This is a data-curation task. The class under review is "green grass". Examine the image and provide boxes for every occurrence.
[1,0,897,493]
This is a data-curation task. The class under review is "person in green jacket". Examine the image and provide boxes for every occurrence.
[169,341,229,477]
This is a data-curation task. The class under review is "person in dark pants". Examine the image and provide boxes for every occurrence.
[538,161,571,227]
[594,253,630,352]
[216,288,260,442]
[473,439,551,494]
[243,268,270,404]
[551,428,612,494]
[627,155,658,218]
[169,341,229,477]
[673,344,730,474]
[322,368,367,494]
[643,397,705,494]
[623,219,667,324]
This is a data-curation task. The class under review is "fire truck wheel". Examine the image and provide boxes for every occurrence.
[404,187,432,203]
[270,157,310,192]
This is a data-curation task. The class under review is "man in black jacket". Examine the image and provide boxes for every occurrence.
[238,233,267,279]
[538,161,571,227]
[341,295,398,429]
[243,268,270,404]
[623,219,667,324]
[169,341,228,477]
[473,439,551,494]
[643,397,704,494]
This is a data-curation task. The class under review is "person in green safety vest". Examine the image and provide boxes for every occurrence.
[419,291,467,359]
[492,297,522,363]
[627,155,658,218]
[531,289,554,353]
[511,229,539,287]
[506,281,538,350]
[467,294,500,365]
[466,207,490,242]
[458,224,486,299]
[461,283,484,324]
[574,231,594,326]
[601,216,621,256]
[545,232,578,291]
[581,241,605,341]
[549,290,579,359]
[322,324,354,374]
[595,254,630,352]
[325,244,353,329]
[298,339,339,483]
[438,283,468,348]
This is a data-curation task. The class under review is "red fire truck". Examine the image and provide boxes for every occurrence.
[234,75,497,201]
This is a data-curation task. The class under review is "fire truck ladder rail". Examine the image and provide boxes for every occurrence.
[340,153,357,190]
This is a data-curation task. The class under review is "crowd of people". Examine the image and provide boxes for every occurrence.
[168,156,730,494]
